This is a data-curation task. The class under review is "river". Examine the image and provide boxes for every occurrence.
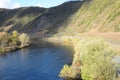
[0,44,73,80]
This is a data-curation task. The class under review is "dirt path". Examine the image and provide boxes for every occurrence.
[81,32,120,51]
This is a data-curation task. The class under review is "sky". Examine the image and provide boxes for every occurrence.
[0,0,71,9]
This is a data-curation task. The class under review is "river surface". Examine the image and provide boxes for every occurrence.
[0,44,73,80]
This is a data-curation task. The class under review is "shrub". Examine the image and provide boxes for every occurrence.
[59,64,76,80]
[77,38,117,80]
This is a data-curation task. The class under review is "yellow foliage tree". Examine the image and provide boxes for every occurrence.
[19,33,30,47]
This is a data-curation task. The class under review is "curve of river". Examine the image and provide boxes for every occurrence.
[0,44,73,80]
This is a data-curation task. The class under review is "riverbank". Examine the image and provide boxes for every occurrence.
[31,32,120,80]
[0,31,30,55]
[1,31,120,79]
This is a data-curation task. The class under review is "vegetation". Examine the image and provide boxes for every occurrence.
[60,38,120,80]
[19,33,30,47]
[59,0,120,33]
[59,65,75,79]
[10,30,19,43]
[0,31,30,54]
[79,38,118,80]
[0,0,120,79]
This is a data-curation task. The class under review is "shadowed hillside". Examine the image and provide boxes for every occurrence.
[22,1,83,33]
[0,1,84,34]
[0,7,46,32]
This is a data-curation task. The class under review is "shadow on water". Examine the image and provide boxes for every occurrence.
[0,41,74,80]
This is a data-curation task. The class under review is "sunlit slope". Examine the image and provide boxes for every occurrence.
[60,0,120,33]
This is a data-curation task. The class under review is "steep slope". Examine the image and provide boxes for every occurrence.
[22,1,83,33]
[20,0,120,34]
[61,0,120,33]
[0,1,83,34]
[0,7,46,32]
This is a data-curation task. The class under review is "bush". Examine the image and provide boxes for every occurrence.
[77,38,117,80]
[59,64,76,80]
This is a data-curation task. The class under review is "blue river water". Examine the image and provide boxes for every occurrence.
[0,45,72,80]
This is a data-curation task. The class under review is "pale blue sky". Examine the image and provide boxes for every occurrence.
[0,0,78,9]
[11,0,69,8]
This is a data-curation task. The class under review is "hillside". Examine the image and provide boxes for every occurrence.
[0,0,120,34]
[61,0,120,33]
[0,1,83,34]
[21,1,83,33]
[0,7,46,32]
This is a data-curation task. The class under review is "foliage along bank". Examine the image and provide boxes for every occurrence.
[0,31,30,54]
[59,38,120,80]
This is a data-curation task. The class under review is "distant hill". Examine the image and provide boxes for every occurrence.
[0,0,120,34]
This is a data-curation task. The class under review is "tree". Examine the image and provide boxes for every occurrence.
[19,33,30,47]
[10,30,19,43]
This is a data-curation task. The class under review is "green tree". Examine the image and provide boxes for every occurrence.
[10,30,19,43]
